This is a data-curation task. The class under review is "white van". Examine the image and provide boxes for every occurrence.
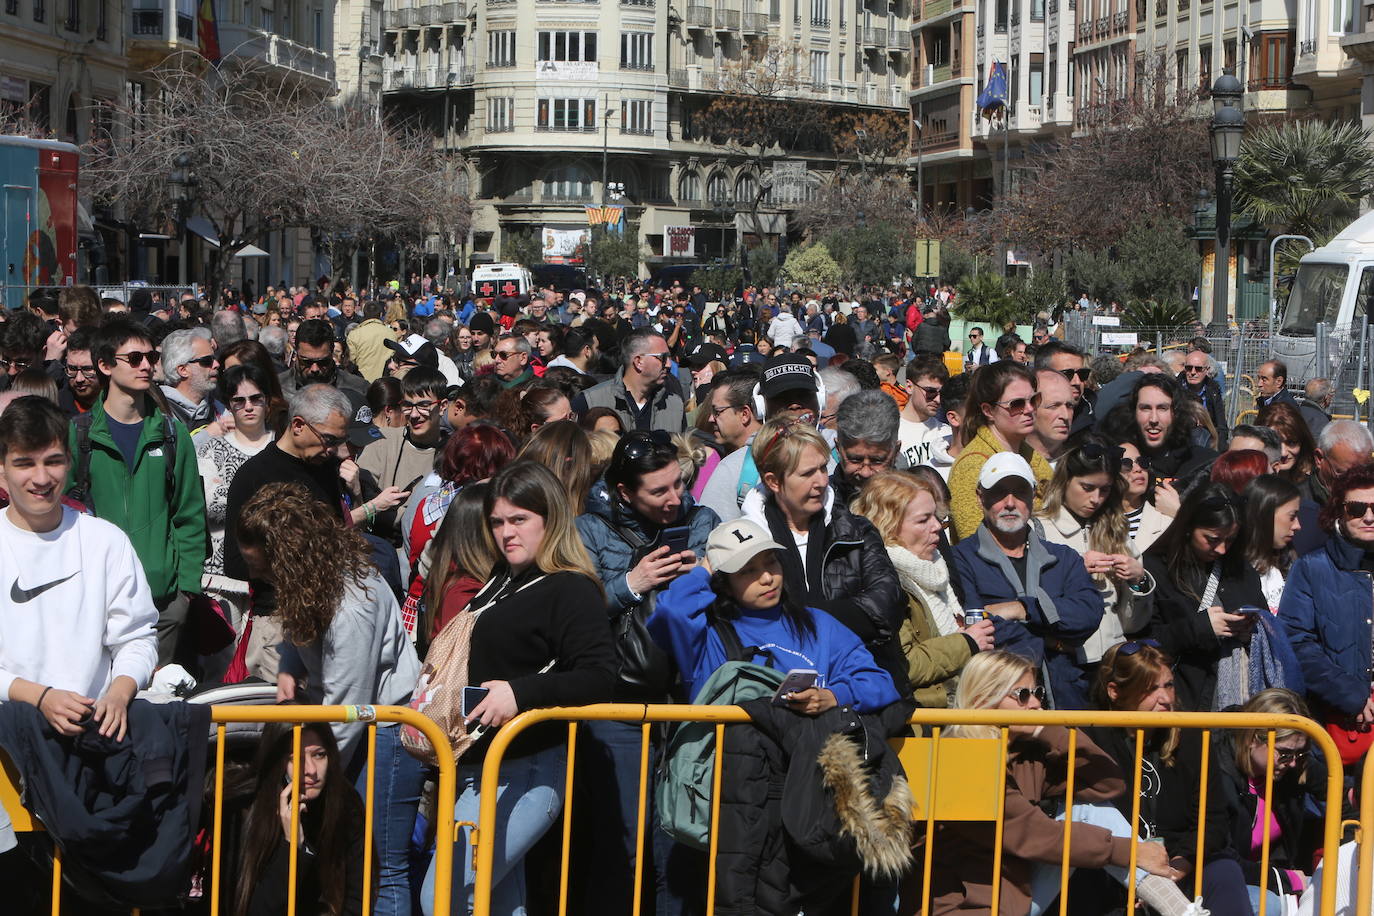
[470,263,533,300]
[1273,211,1374,381]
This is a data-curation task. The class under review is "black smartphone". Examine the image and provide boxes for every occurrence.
[659,525,692,555]
[461,686,490,718]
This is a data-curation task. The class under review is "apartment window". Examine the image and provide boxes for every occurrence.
[536,97,597,130]
[735,173,757,204]
[622,98,652,133]
[1028,63,1043,103]
[679,171,700,201]
[544,165,593,200]
[313,8,322,47]
[487,97,515,131]
[1030,0,1043,18]
[96,0,107,37]
[32,0,42,22]
[63,0,76,30]
[1224,39,1236,70]
[488,30,516,66]
[1174,49,1186,96]
[810,0,828,25]
[1332,0,1354,33]
[3,0,16,14]
[1252,31,1293,88]
[621,32,653,69]
[538,30,598,61]
[994,0,1007,31]
[809,50,828,87]
[770,0,779,18]
[706,172,728,202]
[261,6,273,29]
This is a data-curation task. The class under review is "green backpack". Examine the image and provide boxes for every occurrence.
[656,618,785,849]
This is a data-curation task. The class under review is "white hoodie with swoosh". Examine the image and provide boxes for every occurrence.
[0,506,159,701]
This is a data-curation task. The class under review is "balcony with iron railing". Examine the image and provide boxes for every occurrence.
[622,0,654,5]
[811,15,830,26]
[621,125,655,135]
[918,0,955,19]
[669,68,689,86]
[862,26,886,46]
[913,127,959,151]
[535,124,599,133]
[440,0,466,20]
[129,2,196,40]
[742,11,767,30]
[713,6,740,29]
[686,4,712,26]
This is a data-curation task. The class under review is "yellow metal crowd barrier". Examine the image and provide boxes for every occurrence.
[473,705,1346,916]
[0,704,458,916]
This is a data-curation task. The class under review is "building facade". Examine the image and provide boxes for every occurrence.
[378,0,910,276]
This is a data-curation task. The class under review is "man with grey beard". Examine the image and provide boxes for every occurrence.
[949,451,1108,709]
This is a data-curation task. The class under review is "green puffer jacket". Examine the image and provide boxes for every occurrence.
[66,398,207,600]
[898,592,973,708]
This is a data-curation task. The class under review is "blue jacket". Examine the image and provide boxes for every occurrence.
[951,525,1105,709]
[1280,532,1374,716]
[574,479,719,614]
[648,566,900,712]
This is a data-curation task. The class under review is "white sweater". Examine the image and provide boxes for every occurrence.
[0,506,159,700]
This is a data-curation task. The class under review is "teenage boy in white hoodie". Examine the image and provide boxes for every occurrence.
[0,395,158,746]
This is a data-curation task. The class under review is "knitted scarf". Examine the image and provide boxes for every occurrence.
[885,545,961,637]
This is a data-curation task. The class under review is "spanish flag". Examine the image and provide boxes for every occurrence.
[198,0,222,63]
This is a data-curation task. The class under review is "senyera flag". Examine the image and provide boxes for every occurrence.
[198,0,222,64]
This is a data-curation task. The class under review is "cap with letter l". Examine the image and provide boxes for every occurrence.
[706,519,783,574]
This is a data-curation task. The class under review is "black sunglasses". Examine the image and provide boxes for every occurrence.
[186,354,218,368]
[1344,500,1374,520]
[297,356,335,369]
[619,429,673,462]
[113,350,158,368]
[1117,638,1161,657]
[1078,443,1124,467]
[1120,455,1151,472]
[1059,367,1091,382]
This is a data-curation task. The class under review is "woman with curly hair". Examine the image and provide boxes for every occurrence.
[236,482,423,916]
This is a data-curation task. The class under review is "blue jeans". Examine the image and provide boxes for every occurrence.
[1027,803,1145,916]
[351,722,426,916]
[421,744,566,916]
[1246,883,1286,916]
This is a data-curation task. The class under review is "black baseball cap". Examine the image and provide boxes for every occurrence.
[685,342,727,370]
[759,353,818,398]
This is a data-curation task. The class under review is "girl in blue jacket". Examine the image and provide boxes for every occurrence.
[648,518,900,713]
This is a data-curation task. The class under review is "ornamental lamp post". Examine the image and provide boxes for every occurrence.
[1208,70,1245,328]
[168,152,197,288]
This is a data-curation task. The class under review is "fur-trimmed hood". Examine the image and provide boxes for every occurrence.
[816,732,914,878]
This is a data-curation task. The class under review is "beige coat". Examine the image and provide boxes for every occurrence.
[1037,507,1153,664]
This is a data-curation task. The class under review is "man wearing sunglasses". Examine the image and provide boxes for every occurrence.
[68,317,207,670]
[897,354,952,471]
[279,319,368,425]
[158,328,219,432]
[950,452,1105,709]
[490,334,535,388]
[964,326,990,368]
[1033,340,1095,433]
[573,327,685,435]
[1176,348,1229,448]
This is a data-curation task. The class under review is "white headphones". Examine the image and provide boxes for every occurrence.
[751,369,828,425]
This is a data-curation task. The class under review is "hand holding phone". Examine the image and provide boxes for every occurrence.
[772,669,819,707]
[461,686,490,719]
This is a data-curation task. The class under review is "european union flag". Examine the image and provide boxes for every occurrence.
[977,61,1009,120]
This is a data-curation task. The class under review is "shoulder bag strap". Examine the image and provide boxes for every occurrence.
[1196,563,1221,615]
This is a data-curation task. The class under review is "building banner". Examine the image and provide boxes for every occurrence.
[542,227,589,259]
[664,225,695,258]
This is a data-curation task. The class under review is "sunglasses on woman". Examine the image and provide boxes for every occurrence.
[1117,638,1161,657]
[1119,455,1151,472]
[1006,686,1047,706]
[1343,500,1374,520]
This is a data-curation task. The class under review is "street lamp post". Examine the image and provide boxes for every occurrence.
[168,152,197,288]
[1208,69,1245,329]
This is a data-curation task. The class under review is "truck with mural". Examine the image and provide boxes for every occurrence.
[0,135,80,309]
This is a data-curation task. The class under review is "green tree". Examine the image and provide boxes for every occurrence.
[1117,217,1198,305]
[1063,249,1126,304]
[938,242,977,286]
[1121,299,1197,333]
[1235,120,1374,239]
[501,229,542,267]
[581,226,643,281]
[778,243,841,289]
[820,222,909,286]
[953,272,1020,328]
[747,243,779,287]
[1008,269,1065,320]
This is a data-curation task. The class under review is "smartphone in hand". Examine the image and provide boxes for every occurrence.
[461,686,490,719]
[772,669,818,707]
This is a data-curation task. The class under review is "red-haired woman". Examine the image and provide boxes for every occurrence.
[1209,449,1270,495]
[399,424,516,635]
[1282,464,1374,754]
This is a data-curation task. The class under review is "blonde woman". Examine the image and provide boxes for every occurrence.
[420,460,617,916]
[933,652,1198,916]
[740,417,907,692]
[1035,438,1154,666]
[851,471,994,707]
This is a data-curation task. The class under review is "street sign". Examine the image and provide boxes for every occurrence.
[1101,331,1139,346]
[914,239,941,277]
[1092,315,1121,326]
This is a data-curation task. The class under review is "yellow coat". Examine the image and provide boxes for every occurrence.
[947,425,1053,542]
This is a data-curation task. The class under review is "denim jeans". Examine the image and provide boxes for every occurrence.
[351,722,426,916]
[1246,882,1286,916]
[421,743,567,916]
[1027,802,1145,916]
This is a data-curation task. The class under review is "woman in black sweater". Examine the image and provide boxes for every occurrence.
[419,460,617,916]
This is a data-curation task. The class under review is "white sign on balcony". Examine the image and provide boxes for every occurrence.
[543,227,590,257]
[664,225,696,257]
[537,61,598,80]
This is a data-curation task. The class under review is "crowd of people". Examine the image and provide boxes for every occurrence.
[0,277,1369,916]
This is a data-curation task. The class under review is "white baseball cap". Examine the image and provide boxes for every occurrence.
[706,519,783,574]
[977,452,1036,491]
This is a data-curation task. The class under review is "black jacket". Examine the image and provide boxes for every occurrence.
[911,320,951,355]
[758,497,908,693]
[1177,372,1229,448]
[0,699,211,908]
[1141,554,1266,712]
[712,698,912,916]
